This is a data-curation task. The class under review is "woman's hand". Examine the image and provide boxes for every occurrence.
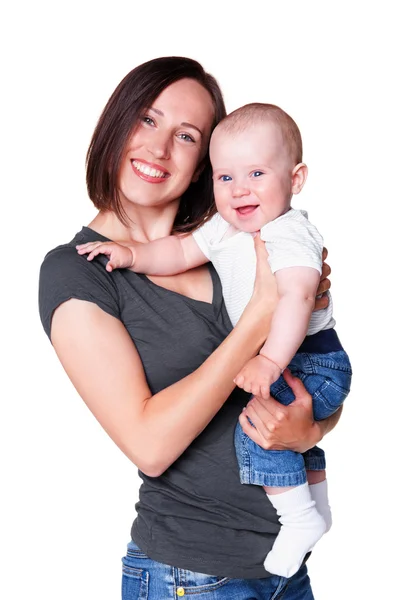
[238,369,321,454]
[314,247,331,311]
[241,234,279,332]
[235,234,279,349]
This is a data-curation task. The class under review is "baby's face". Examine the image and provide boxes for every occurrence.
[210,121,295,233]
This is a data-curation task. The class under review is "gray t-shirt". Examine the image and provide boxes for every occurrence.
[39,226,280,579]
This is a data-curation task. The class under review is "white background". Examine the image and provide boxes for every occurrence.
[1,1,397,598]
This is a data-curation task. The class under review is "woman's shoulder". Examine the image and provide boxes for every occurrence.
[40,227,116,283]
[41,227,107,264]
[39,228,120,340]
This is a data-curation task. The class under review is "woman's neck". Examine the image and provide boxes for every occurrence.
[88,202,179,244]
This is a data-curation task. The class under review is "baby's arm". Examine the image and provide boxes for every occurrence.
[234,266,320,397]
[77,234,209,275]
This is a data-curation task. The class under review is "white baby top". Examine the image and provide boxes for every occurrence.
[193,208,335,335]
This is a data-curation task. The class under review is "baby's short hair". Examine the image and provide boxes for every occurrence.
[218,103,303,164]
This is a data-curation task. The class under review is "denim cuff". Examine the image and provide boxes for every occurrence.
[303,454,326,471]
[239,467,307,487]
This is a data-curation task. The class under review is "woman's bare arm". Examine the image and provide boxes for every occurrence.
[51,235,278,477]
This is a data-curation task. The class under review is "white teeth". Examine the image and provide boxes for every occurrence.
[132,160,166,178]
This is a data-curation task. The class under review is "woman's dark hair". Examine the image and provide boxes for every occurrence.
[86,56,226,232]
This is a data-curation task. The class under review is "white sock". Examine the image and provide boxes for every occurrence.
[309,479,332,533]
[264,483,326,578]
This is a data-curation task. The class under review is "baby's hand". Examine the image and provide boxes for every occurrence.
[234,355,282,399]
[76,241,134,272]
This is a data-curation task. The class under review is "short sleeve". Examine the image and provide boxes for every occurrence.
[261,210,324,274]
[39,243,121,341]
[192,214,230,259]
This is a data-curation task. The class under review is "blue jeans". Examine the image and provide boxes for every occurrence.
[235,347,352,487]
[121,540,314,599]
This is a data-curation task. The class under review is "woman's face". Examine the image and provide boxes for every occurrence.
[118,78,215,211]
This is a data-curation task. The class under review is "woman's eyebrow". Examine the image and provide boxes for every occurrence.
[181,122,203,137]
[149,107,203,137]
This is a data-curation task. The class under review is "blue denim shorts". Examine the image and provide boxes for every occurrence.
[121,540,314,599]
[271,350,352,420]
[235,348,352,487]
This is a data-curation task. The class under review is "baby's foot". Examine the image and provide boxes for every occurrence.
[310,479,332,532]
[264,484,326,578]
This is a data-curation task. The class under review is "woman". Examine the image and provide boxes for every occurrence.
[39,56,336,599]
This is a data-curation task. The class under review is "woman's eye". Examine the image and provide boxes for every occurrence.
[178,133,195,143]
[252,171,264,178]
[142,116,155,126]
[220,175,232,182]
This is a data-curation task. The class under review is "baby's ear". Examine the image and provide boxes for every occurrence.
[291,163,308,194]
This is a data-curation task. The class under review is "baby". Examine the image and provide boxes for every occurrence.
[77,103,352,577]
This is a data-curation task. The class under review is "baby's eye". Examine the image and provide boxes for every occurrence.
[178,133,195,143]
[251,171,264,178]
[220,175,232,182]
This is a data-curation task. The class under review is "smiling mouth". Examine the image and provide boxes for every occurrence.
[235,205,259,216]
[132,160,170,180]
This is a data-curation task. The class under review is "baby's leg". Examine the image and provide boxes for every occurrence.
[263,482,326,578]
[307,470,332,532]
[270,345,352,548]
[234,420,326,579]
[296,346,352,536]
[236,341,352,578]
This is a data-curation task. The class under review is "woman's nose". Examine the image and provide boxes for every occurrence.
[147,133,171,160]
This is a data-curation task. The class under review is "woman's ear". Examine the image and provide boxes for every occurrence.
[291,163,308,195]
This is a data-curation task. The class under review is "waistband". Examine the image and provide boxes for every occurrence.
[298,328,343,354]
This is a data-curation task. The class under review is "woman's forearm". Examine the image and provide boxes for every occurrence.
[141,308,272,474]
[314,406,343,445]
[52,297,274,478]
